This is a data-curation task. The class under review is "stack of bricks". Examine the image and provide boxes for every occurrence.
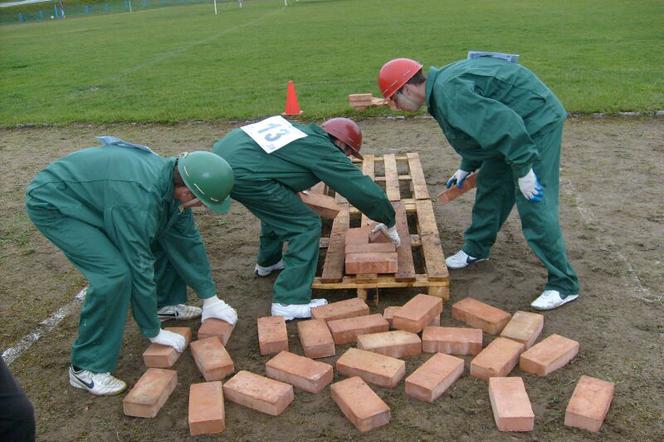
[344,227,398,275]
[348,93,392,111]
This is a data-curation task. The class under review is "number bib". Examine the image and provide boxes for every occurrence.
[241,116,307,154]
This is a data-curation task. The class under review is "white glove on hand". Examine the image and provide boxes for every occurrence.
[149,329,186,352]
[371,223,401,248]
[446,169,470,189]
[202,296,238,325]
[518,168,544,202]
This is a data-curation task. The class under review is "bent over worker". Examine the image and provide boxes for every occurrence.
[378,56,580,310]
[25,137,238,395]
[212,117,398,320]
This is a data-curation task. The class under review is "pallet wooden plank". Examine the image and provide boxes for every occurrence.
[415,199,448,281]
[407,153,430,200]
[313,274,448,289]
[383,154,401,201]
[361,155,375,227]
[320,205,350,282]
[393,202,416,282]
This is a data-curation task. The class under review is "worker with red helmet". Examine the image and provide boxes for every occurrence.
[377,57,579,311]
[212,116,398,320]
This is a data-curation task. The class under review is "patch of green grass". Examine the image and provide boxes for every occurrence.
[0,0,662,125]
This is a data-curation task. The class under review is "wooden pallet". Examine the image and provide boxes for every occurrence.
[312,153,449,302]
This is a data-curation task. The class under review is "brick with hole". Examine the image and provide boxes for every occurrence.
[265,351,333,393]
[405,353,464,402]
[330,376,391,433]
[451,297,511,335]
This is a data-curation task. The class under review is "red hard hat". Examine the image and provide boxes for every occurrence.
[378,58,423,99]
[322,117,363,159]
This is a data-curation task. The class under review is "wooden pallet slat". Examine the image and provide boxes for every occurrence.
[415,199,449,281]
[361,154,375,227]
[383,154,401,201]
[407,152,430,200]
[393,202,416,282]
[320,204,350,282]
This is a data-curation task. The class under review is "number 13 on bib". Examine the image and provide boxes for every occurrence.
[241,116,308,154]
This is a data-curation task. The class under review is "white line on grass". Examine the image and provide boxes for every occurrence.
[2,288,87,366]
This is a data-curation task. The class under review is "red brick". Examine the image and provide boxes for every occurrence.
[190,337,234,381]
[565,375,614,432]
[330,376,391,433]
[223,370,294,416]
[345,242,396,254]
[384,306,439,328]
[437,173,477,205]
[422,326,483,356]
[393,294,443,333]
[451,297,511,335]
[356,330,422,358]
[188,382,225,436]
[345,227,369,247]
[519,334,579,376]
[198,319,235,345]
[470,337,525,381]
[122,368,177,418]
[336,348,406,388]
[257,316,288,355]
[311,298,370,322]
[369,225,391,243]
[345,252,398,275]
[265,351,333,393]
[489,377,535,432]
[405,353,464,402]
[298,191,340,219]
[143,327,192,368]
[327,314,389,345]
[500,311,544,349]
[296,319,335,359]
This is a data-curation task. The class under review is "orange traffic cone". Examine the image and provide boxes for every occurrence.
[282,80,303,116]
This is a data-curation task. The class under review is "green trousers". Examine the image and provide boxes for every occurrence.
[231,178,322,305]
[25,205,186,373]
[462,122,580,295]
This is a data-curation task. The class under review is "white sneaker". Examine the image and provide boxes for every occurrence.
[255,260,285,277]
[271,298,328,321]
[69,366,127,396]
[157,304,202,321]
[530,290,579,311]
[445,250,486,269]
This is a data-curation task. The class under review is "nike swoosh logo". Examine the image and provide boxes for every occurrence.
[75,374,94,389]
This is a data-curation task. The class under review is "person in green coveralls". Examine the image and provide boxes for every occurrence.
[377,56,580,311]
[25,137,238,396]
[212,117,399,320]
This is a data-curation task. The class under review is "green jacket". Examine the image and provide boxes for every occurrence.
[213,122,395,227]
[25,145,216,337]
[426,58,567,178]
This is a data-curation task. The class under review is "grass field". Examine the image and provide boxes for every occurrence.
[1,0,663,125]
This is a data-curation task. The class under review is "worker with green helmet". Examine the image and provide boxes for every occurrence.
[25,136,237,396]
[212,116,398,320]
[377,56,580,311]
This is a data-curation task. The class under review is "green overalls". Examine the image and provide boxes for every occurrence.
[426,58,579,295]
[213,122,395,305]
[25,144,217,372]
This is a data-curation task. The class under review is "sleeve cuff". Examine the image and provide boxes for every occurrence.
[512,164,533,179]
[460,159,481,172]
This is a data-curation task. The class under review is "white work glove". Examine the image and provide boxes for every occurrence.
[202,296,238,325]
[371,223,401,248]
[446,169,470,189]
[517,168,544,202]
[149,329,186,352]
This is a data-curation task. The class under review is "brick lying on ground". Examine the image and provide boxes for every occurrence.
[297,319,335,359]
[393,294,443,333]
[470,337,525,380]
[265,351,333,393]
[190,337,235,381]
[257,316,288,355]
[298,191,340,219]
[500,311,544,349]
[405,353,464,402]
[223,370,294,416]
[311,298,370,322]
[327,314,389,345]
[488,377,535,432]
[422,326,483,356]
[356,330,422,358]
[519,334,579,376]
[189,381,225,436]
[143,327,192,368]
[331,376,390,433]
[345,252,398,275]
[336,348,406,388]
[123,368,177,418]
[345,242,396,254]
[198,318,235,345]
[383,306,440,328]
[451,297,511,335]
[565,375,614,433]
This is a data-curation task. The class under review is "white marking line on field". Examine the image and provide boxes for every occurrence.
[564,179,662,303]
[2,288,86,366]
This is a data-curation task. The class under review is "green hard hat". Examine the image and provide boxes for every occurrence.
[178,151,234,214]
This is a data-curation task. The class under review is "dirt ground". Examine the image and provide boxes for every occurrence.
[1,117,663,441]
